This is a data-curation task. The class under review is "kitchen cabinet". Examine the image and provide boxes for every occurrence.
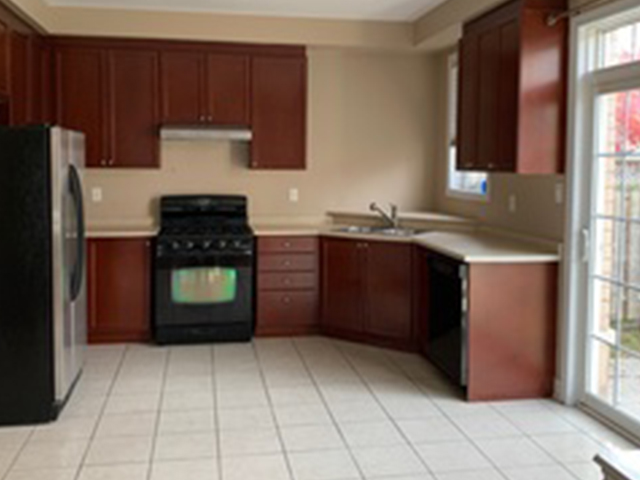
[457,0,567,174]
[0,20,7,95]
[160,51,249,126]
[256,236,319,336]
[9,30,29,126]
[54,44,160,168]
[321,238,414,350]
[108,49,160,168]
[251,56,306,170]
[87,238,152,344]
[418,245,558,401]
[54,47,107,168]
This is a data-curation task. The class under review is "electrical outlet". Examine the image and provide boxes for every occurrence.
[289,188,299,203]
[555,183,564,205]
[508,194,517,213]
[91,187,103,203]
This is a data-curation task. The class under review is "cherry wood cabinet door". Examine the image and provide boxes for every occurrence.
[251,56,306,170]
[55,47,107,168]
[160,51,205,124]
[476,27,501,171]
[497,19,520,172]
[321,238,364,335]
[365,242,413,342]
[9,31,29,126]
[457,35,479,171]
[108,49,159,168]
[88,238,151,344]
[0,20,8,95]
[206,53,249,126]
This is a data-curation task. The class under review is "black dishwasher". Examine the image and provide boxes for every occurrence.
[426,254,469,387]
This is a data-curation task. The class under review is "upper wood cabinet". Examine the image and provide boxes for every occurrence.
[457,0,567,174]
[0,20,9,96]
[55,47,108,168]
[108,49,160,169]
[54,44,160,169]
[160,51,249,126]
[251,56,307,170]
[9,30,29,126]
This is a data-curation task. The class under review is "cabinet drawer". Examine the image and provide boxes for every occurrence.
[258,253,317,273]
[258,236,317,254]
[258,291,318,329]
[258,272,317,291]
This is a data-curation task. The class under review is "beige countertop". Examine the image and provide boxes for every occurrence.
[414,231,561,263]
[87,223,159,239]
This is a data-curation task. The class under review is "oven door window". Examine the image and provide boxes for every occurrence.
[171,267,238,305]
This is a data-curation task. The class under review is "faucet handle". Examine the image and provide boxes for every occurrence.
[369,202,378,212]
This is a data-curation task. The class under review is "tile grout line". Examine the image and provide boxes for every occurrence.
[291,338,367,480]
[72,344,129,480]
[384,349,523,480]
[334,342,441,480]
[211,344,224,480]
[145,346,170,480]
[384,349,588,480]
[0,422,36,480]
[251,339,298,480]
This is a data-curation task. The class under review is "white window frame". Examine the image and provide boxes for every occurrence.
[561,0,640,435]
[445,53,489,202]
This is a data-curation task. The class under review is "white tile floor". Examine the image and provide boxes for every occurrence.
[0,337,637,480]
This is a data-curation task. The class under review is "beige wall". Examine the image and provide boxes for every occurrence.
[85,48,438,225]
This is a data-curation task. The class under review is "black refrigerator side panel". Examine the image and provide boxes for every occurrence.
[0,126,55,425]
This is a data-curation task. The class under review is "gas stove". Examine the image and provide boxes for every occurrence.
[153,195,255,345]
[156,196,254,258]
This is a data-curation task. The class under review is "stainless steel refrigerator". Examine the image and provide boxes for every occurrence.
[0,126,87,425]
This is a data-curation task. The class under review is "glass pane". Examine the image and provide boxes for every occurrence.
[621,288,640,354]
[621,222,640,288]
[593,219,626,281]
[591,279,621,340]
[602,21,640,69]
[595,156,625,217]
[626,158,640,219]
[590,340,616,404]
[598,89,640,155]
[619,351,640,417]
[172,267,237,305]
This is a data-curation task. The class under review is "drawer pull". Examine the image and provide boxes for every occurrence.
[283,260,292,267]
[283,241,292,248]
[282,297,292,304]
[283,278,292,285]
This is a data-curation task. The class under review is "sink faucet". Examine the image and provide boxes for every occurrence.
[370,202,399,229]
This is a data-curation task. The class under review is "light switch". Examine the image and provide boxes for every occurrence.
[289,188,299,203]
[91,187,103,203]
[508,194,517,213]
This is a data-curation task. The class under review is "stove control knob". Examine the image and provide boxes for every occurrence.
[202,240,213,250]
[233,239,246,250]
[217,240,228,250]
[170,241,181,250]
[184,241,195,250]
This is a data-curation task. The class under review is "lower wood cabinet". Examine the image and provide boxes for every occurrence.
[256,236,319,336]
[321,237,415,350]
[87,238,152,344]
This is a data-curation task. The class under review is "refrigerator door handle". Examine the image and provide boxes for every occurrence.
[69,164,85,302]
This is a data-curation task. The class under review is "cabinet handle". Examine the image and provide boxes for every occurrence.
[100,159,107,166]
[208,116,213,122]
[283,260,292,267]
[283,278,292,285]
[282,296,292,305]
[283,241,291,248]
[199,115,206,122]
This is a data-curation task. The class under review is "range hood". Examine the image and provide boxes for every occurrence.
[160,125,252,142]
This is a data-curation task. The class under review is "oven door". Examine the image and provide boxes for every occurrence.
[155,252,254,329]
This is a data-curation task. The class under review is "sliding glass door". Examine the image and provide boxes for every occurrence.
[573,3,640,435]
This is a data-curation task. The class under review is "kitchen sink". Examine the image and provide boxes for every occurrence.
[334,225,424,237]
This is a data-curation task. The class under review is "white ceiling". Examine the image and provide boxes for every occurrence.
[43,0,449,21]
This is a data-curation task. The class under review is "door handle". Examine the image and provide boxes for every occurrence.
[581,228,591,263]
